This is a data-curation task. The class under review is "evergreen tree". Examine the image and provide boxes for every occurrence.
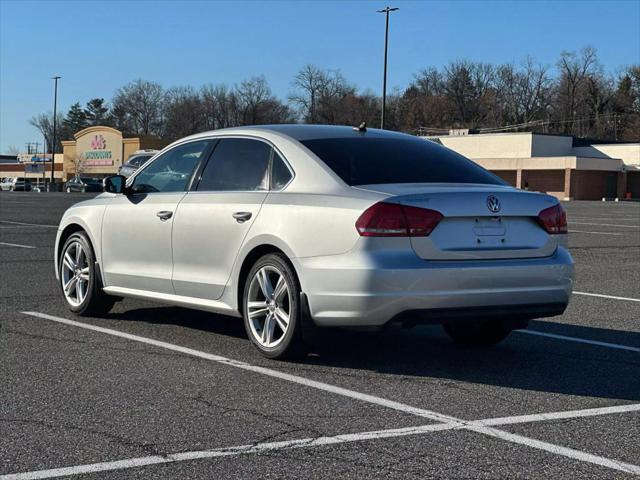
[85,98,109,125]
[63,102,88,133]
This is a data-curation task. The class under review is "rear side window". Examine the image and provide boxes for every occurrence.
[301,137,505,186]
[271,152,292,190]
[197,138,270,191]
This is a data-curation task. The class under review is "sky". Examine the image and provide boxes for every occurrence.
[1,0,639,153]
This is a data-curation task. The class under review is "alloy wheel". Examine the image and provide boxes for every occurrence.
[61,241,90,307]
[246,266,291,348]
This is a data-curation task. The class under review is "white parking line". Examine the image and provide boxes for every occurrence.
[570,230,624,236]
[574,291,640,303]
[0,220,57,228]
[18,311,640,477]
[0,242,36,249]
[517,329,640,353]
[3,402,640,479]
[569,221,640,229]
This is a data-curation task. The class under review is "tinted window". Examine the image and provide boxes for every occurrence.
[129,155,151,167]
[197,138,270,191]
[131,141,209,193]
[271,152,292,190]
[301,137,505,186]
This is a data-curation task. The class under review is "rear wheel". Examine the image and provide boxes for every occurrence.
[243,253,306,359]
[443,319,515,347]
[59,232,116,316]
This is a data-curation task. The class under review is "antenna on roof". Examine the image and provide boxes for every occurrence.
[353,121,367,132]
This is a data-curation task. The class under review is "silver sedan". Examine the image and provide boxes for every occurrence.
[54,125,574,358]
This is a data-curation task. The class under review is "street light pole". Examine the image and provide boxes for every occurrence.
[50,76,61,188]
[377,6,398,130]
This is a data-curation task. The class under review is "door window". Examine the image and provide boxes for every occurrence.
[131,141,209,193]
[197,138,270,192]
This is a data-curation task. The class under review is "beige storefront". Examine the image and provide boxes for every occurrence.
[426,132,640,200]
[61,126,165,181]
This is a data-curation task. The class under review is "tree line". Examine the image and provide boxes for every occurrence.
[31,47,639,153]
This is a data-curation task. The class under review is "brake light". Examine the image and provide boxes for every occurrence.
[537,204,567,234]
[356,202,443,237]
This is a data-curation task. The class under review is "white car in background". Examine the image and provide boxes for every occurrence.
[54,125,574,359]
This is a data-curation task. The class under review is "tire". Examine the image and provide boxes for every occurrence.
[242,253,307,359]
[443,319,514,347]
[59,231,116,316]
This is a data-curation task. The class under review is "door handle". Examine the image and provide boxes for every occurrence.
[232,211,252,223]
[156,210,173,221]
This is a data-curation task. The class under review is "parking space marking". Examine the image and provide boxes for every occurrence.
[574,291,640,303]
[0,242,36,249]
[569,221,640,229]
[517,329,640,353]
[19,311,640,477]
[0,220,58,228]
[570,230,624,236]
[4,403,640,480]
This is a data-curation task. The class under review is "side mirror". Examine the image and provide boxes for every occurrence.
[103,175,127,194]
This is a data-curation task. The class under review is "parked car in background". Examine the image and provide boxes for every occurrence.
[64,176,103,193]
[118,150,157,178]
[0,177,32,191]
[54,125,574,360]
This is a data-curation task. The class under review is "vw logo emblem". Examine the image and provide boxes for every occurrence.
[486,195,501,213]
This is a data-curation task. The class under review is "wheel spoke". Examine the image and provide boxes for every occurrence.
[257,268,273,299]
[64,276,77,296]
[63,252,76,271]
[273,275,287,302]
[262,313,275,345]
[274,307,289,332]
[75,244,83,266]
[248,301,268,319]
[78,267,90,281]
[76,280,84,303]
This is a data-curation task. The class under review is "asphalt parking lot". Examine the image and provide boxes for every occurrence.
[1,192,639,479]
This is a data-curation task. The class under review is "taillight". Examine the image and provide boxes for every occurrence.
[356,202,443,237]
[537,204,567,234]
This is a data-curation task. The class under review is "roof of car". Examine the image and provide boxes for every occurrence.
[188,124,414,142]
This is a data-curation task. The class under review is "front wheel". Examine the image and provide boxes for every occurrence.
[443,319,516,347]
[243,253,306,359]
[59,232,116,316]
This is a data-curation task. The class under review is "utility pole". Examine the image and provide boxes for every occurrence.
[377,6,398,130]
[50,76,61,189]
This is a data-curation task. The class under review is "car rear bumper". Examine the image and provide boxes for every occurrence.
[298,244,574,327]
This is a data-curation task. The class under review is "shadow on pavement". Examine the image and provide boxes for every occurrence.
[104,305,639,402]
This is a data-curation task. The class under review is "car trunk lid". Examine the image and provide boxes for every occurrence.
[355,183,560,260]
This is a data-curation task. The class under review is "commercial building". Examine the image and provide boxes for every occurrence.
[1,126,166,185]
[61,126,165,180]
[426,131,640,200]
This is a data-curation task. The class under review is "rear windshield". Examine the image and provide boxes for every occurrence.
[301,137,505,186]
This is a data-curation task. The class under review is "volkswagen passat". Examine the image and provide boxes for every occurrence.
[54,125,573,358]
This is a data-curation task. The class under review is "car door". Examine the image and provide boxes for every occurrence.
[101,139,213,294]
[171,137,280,300]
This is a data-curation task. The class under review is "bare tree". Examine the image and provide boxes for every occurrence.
[164,86,206,140]
[29,112,65,153]
[290,65,330,123]
[112,79,165,136]
[496,58,550,126]
[554,47,600,134]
